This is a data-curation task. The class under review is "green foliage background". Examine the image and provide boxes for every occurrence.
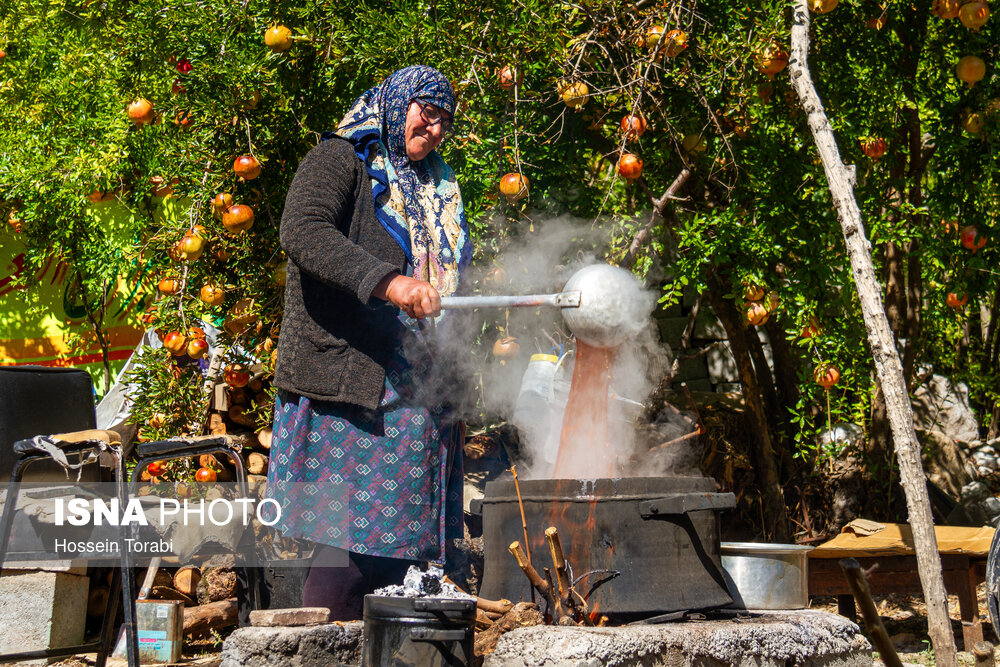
[1,0,998,532]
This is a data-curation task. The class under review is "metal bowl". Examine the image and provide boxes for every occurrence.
[720,542,814,610]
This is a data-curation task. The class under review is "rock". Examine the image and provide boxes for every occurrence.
[972,451,997,467]
[962,481,990,502]
[0,570,89,664]
[484,610,871,667]
[220,621,363,667]
[250,607,331,628]
[912,374,980,444]
[983,497,1000,516]
[819,423,864,449]
[920,428,975,499]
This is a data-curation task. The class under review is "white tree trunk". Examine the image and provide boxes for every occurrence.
[787,2,957,665]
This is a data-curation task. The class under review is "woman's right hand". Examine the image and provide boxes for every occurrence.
[374,273,441,319]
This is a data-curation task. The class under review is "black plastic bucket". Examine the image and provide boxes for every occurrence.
[362,594,475,667]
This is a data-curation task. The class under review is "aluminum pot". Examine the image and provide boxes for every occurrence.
[720,542,813,610]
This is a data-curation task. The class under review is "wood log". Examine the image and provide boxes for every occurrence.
[183,598,238,637]
[151,586,196,605]
[973,642,995,667]
[227,387,249,406]
[87,587,109,617]
[474,602,543,658]
[197,556,236,604]
[173,566,201,597]
[257,426,272,450]
[228,405,257,428]
[209,412,227,435]
[248,377,264,393]
[197,454,235,482]
[475,608,494,630]
[247,452,268,475]
[152,570,174,589]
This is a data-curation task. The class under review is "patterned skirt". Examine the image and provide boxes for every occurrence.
[266,343,463,563]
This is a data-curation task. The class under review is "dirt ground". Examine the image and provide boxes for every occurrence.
[812,580,998,665]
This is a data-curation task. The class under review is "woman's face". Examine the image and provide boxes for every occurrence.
[404,100,448,161]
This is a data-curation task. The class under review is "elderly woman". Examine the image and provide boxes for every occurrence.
[267,65,470,619]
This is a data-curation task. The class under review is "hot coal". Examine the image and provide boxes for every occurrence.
[373,565,474,599]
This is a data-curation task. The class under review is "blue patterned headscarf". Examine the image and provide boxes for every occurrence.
[334,65,471,297]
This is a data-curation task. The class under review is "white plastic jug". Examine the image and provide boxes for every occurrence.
[511,354,559,457]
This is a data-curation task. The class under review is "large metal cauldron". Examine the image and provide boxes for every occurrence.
[477,476,736,619]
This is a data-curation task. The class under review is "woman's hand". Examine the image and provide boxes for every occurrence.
[374,273,441,319]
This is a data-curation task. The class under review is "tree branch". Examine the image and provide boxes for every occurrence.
[621,168,692,269]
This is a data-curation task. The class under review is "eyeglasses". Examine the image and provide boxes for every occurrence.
[413,99,455,137]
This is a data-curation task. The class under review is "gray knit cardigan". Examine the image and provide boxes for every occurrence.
[273,136,407,410]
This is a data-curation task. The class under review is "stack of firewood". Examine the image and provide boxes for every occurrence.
[84,559,240,637]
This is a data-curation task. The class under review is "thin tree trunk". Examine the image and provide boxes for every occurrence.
[788,3,957,664]
[707,270,791,542]
[746,324,780,431]
[74,269,112,394]
[764,318,801,423]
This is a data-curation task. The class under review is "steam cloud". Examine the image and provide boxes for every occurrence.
[410,209,695,480]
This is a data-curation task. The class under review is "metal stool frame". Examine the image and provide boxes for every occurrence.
[127,437,263,623]
[0,439,139,667]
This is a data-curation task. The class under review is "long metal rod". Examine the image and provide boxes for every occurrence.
[440,291,581,310]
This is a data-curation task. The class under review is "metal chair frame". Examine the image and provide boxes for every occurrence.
[0,439,139,667]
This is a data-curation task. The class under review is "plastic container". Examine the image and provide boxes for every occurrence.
[511,354,559,451]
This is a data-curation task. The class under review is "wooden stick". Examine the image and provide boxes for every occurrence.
[543,566,563,618]
[475,608,495,630]
[509,540,551,605]
[838,558,903,667]
[544,526,572,602]
[510,466,531,565]
[442,574,515,615]
[476,597,515,615]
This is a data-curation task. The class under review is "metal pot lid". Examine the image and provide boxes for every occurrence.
[721,542,815,554]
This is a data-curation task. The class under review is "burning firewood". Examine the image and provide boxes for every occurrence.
[508,527,597,626]
[544,527,589,620]
[508,541,554,606]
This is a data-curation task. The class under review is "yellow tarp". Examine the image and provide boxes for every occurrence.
[810,521,996,559]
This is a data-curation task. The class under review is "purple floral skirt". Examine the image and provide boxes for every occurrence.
[266,345,463,563]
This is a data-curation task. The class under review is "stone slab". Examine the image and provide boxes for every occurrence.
[220,620,363,667]
[484,610,872,667]
[0,570,89,664]
[250,607,331,627]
